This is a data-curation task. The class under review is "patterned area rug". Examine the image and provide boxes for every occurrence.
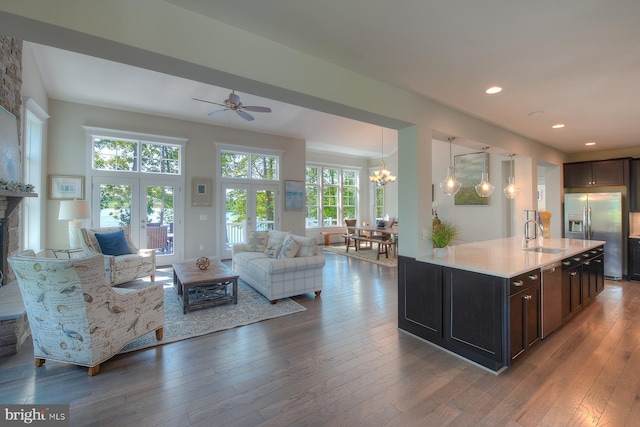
[117,268,306,354]
[323,244,397,267]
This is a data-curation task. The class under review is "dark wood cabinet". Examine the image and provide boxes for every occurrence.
[628,238,640,281]
[561,256,582,321]
[630,160,640,211]
[563,159,629,188]
[443,267,505,371]
[509,270,541,364]
[398,256,444,342]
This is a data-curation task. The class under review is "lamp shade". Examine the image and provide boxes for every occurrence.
[59,200,91,220]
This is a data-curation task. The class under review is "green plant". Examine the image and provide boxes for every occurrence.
[431,221,460,248]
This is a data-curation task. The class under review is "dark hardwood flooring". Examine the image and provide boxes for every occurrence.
[2,253,640,426]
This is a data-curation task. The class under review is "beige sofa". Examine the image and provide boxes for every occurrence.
[79,226,156,286]
[232,230,325,303]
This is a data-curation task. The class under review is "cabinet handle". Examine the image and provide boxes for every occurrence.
[548,267,556,273]
[570,271,577,276]
[513,280,524,287]
[596,259,602,263]
[528,274,539,280]
[573,257,582,262]
[563,261,571,266]
[584,261,590,266]
[523,295,532,300]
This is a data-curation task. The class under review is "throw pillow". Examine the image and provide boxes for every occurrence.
[264,243,282,258]
[294,235,317,257]
[247,231,268,252]
[278,235,300,259]
[95,230,131,256]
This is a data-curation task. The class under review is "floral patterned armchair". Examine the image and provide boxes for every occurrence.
[8,250,164,376]
[79,226,156,286]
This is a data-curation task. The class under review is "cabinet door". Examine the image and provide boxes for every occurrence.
[629,240,640,281]
[444,268,504,366]
[510,284,541,363]
[591,159,628,187]
[561,262,582,321]
[398,257,443,342]
[630,160,640,212]
[592,255,605,294]
[564,162,593,188]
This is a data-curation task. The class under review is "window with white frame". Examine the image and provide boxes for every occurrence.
[22,99,49,251]
[374,185,385,221]
[305,165,359,227]
[220,150,279,180]
[92,137,181,174]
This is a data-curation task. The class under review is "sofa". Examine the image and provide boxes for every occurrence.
[232,230,325,303]
[79,226,156,286]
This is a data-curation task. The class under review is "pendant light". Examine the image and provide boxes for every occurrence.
[503,154,521,198]
[369,128,396,186]
[475,146,495,197]
[440,137,462,196]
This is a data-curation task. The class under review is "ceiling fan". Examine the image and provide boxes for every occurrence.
[193,90,272,121]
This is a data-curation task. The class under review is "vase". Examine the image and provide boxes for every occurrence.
[435,247,447,258]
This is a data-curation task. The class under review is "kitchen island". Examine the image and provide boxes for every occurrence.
[398,236,605,373]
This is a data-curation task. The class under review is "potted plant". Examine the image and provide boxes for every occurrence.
[431,221,460,256]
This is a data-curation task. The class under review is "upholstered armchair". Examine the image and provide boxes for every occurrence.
[79,226,156,286]
[8,250,164,376]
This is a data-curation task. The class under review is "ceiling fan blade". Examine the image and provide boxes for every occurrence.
[243,106,272,113]
[193,98,227,108]
[236,110,255,121]
[207,108,228,116]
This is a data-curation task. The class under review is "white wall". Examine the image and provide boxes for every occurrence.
[45,100,306,260]
[432,139,510,243]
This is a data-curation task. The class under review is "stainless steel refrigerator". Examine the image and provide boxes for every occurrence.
[564,192,622,279]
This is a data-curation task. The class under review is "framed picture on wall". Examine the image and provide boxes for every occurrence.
[49,175,85,200]
[191,178,212,206]
[284,180,304,211]
[453,151,490,206]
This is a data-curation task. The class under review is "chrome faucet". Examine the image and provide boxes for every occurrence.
[522,220,543,249]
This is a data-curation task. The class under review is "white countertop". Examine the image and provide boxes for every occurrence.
[416,236,606,278]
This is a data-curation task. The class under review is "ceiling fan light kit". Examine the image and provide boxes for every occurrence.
[193,90,272,121]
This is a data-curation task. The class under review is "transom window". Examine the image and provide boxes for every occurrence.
[221,151,279,180]
[306,165,359,227]
[92,137,180,174]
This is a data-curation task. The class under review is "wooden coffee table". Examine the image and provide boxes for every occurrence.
[172,261,238,314]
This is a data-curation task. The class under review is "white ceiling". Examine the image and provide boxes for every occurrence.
[28,0,640,156]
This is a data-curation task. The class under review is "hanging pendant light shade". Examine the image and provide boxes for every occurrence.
[370,128,396,186]
[475,147,495,197]
[503,154,521,198]
[440,137,462,196]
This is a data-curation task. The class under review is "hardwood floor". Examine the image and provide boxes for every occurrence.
[2,253,640,426]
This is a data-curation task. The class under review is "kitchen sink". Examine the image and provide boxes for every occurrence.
[523,247,567,254]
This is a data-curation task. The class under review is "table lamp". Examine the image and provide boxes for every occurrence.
[59,200,91,248]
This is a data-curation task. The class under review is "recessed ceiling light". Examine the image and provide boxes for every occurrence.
[528,110,544,116]
[585,141,596,146]
[552,124,565,129]
[485,86,503,94]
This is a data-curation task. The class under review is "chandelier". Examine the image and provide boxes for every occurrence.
[440,137,461,196]
[370,128,396,186]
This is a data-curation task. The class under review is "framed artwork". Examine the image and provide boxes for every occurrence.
[49,175,84,200]
[191,178,212,206]
[284,180,304,211]
[454,152,490,206]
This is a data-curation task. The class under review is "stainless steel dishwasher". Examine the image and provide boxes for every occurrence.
[541,262,562,338]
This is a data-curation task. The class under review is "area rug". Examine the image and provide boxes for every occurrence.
[117,269,306,354]
[323,244,397,267]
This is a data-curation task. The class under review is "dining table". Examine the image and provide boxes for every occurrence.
[350,224,399,258]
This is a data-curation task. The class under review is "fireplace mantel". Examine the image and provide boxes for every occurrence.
[0,190,38,219]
